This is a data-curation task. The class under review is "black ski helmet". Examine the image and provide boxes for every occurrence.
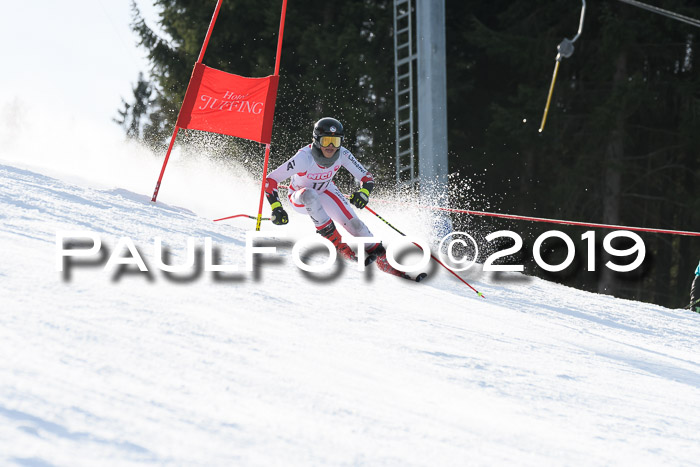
[313,117,344,147]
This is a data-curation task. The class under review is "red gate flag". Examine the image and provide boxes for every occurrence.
[176,62,280,144]
[151,0,288,204]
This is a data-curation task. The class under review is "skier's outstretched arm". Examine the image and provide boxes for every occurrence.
[264,151,308,225]
[342,151,375,210]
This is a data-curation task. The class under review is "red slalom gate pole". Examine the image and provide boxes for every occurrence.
[214,214,270,222]
[256,143,273,231]
[255,0,288,230]
[151,126,179,202]
[151,0,224,203]
[365,206,485,298]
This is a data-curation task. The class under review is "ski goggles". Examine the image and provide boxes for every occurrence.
[318,135,342,148]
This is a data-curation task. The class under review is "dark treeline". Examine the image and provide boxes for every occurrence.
[119,0,700,308]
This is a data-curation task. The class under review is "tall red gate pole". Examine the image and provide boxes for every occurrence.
[255,0,288,230]
[151,0,225,203]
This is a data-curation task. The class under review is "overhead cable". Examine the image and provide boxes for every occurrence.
[616,0,700,29]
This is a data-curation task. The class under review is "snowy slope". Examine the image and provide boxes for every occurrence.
[1,117,700,466]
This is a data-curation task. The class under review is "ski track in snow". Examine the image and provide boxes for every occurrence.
[1,160,699,466]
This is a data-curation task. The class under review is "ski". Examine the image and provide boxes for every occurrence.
[300,244,427,283]
[372,252,427,283]
[327,243,427,282]
[403,272,428,282]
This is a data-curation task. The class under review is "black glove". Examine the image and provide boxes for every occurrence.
[350,188,370,209]
[270,202,288,225]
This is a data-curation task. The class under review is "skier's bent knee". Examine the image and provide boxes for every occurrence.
[300,188,319,205]
[348,217,364,232]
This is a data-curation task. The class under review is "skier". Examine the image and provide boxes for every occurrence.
[263,117,421,280]
[689,260,700,313]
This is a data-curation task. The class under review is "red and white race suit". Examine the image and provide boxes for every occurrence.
[265,144,376,240]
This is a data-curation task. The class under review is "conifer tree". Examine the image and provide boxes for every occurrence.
[115,72,153,141]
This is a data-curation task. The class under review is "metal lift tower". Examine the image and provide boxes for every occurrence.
[393,0,449,204]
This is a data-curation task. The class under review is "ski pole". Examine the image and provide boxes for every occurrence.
[214,214,270,222]
[365,205,485,298]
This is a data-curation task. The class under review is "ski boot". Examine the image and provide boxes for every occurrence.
[317,222,356,261]
[367,243,427,282]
